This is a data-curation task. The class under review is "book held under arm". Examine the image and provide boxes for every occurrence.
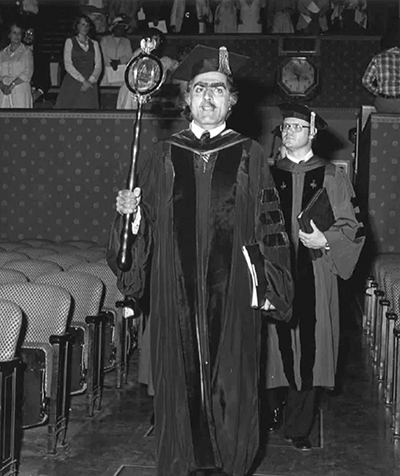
[242,243,294,322]
[297,187,335,260]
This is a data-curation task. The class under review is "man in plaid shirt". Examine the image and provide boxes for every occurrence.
[362,23,400,113]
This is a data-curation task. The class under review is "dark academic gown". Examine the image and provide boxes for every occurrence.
[265,156,365,391]
[107,128,293,476]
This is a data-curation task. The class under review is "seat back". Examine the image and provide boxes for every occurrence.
[68,248,106,263]
[0,299,23,360]
[16,247,57,259]
[49,244,80,254]
[21,239,55,248]
[63,240,100,250]
[0,283,71,342]
[3,260,62,281]
[40,253,87,270]
[68,263,123,310]
[35,272,104,322]
[0,269,29,284]
[0,252,29,267]
[0,242,27,252]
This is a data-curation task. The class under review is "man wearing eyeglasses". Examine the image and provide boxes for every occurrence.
[262,103,365,451]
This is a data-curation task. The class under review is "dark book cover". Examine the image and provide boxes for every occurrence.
[297,187,335,260]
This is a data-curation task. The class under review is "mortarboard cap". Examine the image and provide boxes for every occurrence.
[279,103,327,131]
[172,45,249,82]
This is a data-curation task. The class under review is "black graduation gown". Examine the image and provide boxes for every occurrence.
[107,128,293,476]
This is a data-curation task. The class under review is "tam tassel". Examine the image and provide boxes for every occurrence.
[310,111,316,133]
[218,47,232,76]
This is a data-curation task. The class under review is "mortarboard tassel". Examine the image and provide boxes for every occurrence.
[310,111,316,133]
[218,46,232,77]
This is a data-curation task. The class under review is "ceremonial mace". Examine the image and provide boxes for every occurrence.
[117,38,164,271]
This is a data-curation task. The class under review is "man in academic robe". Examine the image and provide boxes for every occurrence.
[264,103,365,450]
[107,45,293,476]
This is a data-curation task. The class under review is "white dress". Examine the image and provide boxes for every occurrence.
[0,44,33,108]
[214,0,238,33]
[100,35,133,86]
[237,0,265,34]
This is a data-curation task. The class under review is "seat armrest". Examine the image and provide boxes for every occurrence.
[85,313,107,325]
[115,298,140,317]
[49,333,72,345]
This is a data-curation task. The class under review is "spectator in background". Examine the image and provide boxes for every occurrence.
[55,15,102,109]
[0,22,33,108]
[214,0,238,34]
[267,0,295,34]
[22,26,51,103]
[100,16,133,87]
[140,0,170,33]
[170,0,213,34]
[362,20,400,113]
[296,0,330,35]
[237,0,266,34]
[108,0,141,33]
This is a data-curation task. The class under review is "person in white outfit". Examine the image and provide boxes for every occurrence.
[100,16,133,87]
[0,22,33,108]
[237,0,266,34]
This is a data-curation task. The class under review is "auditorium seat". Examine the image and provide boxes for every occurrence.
[3,260,62,281]
[0,242,28,252]
[21,239,56,248]
[68,263,135,388]
[48,244,81,254]
[41,253,88,270]
[63,240,101,250]
[16,247,58,260]
[0,269,29,284]
[0,283,72,454]
[36,271,106,416]
[0,252,30,267]
[0,299,23,476]
[68,248,106,263]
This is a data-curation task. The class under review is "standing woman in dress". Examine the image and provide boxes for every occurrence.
[0,22,33,108]
[55,15,102,109]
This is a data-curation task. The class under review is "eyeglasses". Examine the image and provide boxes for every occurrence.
[280,123,310,133]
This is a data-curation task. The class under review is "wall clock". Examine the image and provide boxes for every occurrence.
[277,56,319,98]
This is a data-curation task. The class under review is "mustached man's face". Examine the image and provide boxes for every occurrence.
[185,71,235,130]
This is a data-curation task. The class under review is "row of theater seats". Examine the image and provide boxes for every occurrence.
[0,238,138,476]
[363,253,400,437]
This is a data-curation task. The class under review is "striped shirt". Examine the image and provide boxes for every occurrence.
[362,47,400,97]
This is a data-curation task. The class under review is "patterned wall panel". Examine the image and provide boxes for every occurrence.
[356,114,400,254]
[0,112,186,245]
[161,35,381,108]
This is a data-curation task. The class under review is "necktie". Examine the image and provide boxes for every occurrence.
[200,130,210,145]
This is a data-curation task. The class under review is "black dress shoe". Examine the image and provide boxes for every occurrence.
[267,407,283,432]
[289,437,312,451]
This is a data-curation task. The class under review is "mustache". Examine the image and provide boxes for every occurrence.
[200,99,216,109]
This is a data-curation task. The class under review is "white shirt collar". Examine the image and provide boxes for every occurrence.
[286,149,314,164]
[190,121,226,139]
